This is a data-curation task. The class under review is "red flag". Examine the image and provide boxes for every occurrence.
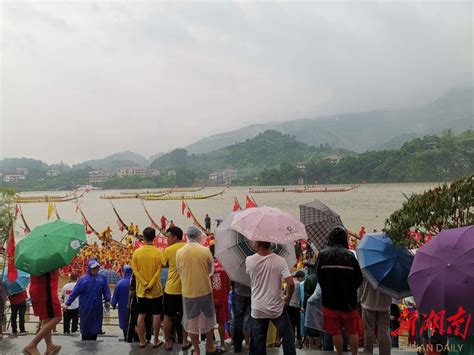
[245,195,257,208]
[7,226,18,282]
[232,198,241,211]
[14,205,20,220]
[75,204,80,213]
[181,200,187,215]
[186,211,192,219]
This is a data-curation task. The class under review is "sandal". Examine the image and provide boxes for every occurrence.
[164,342,173,351]
[139,342,147,349]
[22,348,40,355]
[182,343,192,351]
[45,345,62,355]
[153,340,164,348]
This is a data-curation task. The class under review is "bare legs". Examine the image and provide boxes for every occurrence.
[189,330,216,355]
[332,333,359,355]
[348,334,359,355]
[137,313,161,346]
[152,314,162,346]
[217,322,229,351]
[137,314,147,346]
[332,334,344,355]
[23,317,61,354]
[164,315,190,349]
[163,315,173,348]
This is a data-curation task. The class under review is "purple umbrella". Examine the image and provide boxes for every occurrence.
[408,225,474,335]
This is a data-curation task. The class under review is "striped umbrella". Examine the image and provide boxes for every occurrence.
[215,211,296,287]
[299,201,344,252]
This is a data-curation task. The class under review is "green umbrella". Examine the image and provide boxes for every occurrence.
[15,220,87,275]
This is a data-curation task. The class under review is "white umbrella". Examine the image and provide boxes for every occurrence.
[215,211,297,287]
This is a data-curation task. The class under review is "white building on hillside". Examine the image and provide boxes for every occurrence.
[3,174,25,183]
[89,170,109,185]
[117,167,146,177]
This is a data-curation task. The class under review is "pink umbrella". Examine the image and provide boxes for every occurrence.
[230,206,307,244]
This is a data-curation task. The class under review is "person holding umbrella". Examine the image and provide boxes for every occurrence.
[9,290,28,334]
[316,227,363,355]
[2,267,30,335]
[22,270,62,355]
[64,260,111,341]
[246,240,296,355]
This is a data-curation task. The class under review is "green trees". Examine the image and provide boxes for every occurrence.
[384,175,473,248]
[257,130,473,185]
[0,189,15,251]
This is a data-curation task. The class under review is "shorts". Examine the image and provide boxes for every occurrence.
[163,293,183,317]
[215,304,228,325]
[138,296,163,316]
[32,300,62,321]
[322,307,359,336]
[184,293,215,320]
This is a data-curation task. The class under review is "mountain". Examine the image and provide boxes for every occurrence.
[151,130,351,177]
[185,87,473,154]
[72,151,149,171]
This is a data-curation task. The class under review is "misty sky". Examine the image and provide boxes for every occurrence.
[1,1,472,164]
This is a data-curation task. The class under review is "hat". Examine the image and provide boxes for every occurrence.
[90,261,100,269]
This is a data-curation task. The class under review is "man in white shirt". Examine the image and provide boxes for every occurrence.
[246,241,296,355]
[61,274,79,334]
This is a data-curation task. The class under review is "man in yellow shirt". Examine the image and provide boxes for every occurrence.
[176,226,216,355]
[131,227,164,348]
[161,226,191,351]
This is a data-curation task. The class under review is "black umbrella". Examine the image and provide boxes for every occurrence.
[299,201,344,251]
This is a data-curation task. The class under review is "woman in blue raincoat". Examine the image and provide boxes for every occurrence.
[111,265,132,340]
[65,260,111,340]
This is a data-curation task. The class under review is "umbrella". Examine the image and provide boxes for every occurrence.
[99,269,121,284]
[356,232,413,299]
[299,201,344,251]
[1,268,30,295]
[215,211,297,286]
[230,206,307,244]
[15,220,87,275]
[408,225,474,335]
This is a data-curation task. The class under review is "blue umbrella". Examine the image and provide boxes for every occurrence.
[356,233,413,299]
[98,269,121,284]
[2,268,30,295]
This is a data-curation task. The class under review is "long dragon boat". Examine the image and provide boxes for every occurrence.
[120,187,204,195]
[141,190,225,201]
[100,191,170,200]
[13,191,85,203]
[248,184,360,193]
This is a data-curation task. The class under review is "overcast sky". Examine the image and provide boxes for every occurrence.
[1,1,471,164]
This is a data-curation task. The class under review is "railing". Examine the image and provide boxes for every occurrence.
[3,304,121,332]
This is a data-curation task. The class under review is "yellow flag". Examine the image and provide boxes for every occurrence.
[47,203,54,220]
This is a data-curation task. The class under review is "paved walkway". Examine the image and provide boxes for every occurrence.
[0,333,419,355]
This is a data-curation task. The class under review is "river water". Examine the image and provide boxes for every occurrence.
[14,183,440,241]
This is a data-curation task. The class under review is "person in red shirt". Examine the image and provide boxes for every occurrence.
[358,226,366,239]
[161,215,168,231]
[9,290,28,334]
[23,270,62,355]
[210,243,230,352]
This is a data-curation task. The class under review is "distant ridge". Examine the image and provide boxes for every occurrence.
[184,87,473,154]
